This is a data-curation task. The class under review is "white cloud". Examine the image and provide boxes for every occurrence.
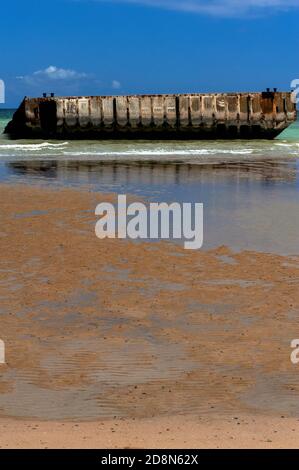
[112,80,121,89]
[33,65,88,80]
[17,65,88,83]
[92,0,299,16]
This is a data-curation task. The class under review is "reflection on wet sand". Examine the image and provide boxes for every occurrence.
[4,158,299,254]
[5,158,299,186]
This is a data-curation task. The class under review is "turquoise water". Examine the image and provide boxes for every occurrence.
[0,109,14,135]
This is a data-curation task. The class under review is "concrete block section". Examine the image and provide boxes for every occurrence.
[116,96,128,128]
[165,96,177,128]
[215,95,226,122]
[190,96,201,127]
[202,96,214,126]
[239,95,249,123]
[65,99,78,128]
[78,98,90,127]
[227,95,239,123]
[102,97,114,127]
[90,97,102,127]
[179,96,189,128]
[25,98,40,128]
[152,96,164,127]
[56,99,65,129]
[128,97,140,128]
[261,93,275,126]
[250,94,262,124]
[274,94,286,124]
[140,96,152,127]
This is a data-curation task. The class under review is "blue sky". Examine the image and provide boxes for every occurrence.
[0,0,298,107]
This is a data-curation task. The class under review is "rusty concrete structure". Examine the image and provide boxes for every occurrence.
[5,91,297,140]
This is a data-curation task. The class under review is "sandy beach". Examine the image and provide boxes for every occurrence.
[1,414,299,449]
[1,183,299,448]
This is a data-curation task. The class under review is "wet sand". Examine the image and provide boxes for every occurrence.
[1,183,299,448]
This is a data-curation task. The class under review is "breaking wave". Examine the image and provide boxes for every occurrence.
[61,148,255,157]
[0,142,69,151]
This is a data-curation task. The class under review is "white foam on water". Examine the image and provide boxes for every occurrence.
[0,142,69,151]
[61,148,255,157]
[274,143,299,155]
[275,142,299,147]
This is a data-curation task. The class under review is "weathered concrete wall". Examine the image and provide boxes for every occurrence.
[5,91,297,139]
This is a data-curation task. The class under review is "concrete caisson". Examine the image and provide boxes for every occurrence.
[5,91,297,140]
